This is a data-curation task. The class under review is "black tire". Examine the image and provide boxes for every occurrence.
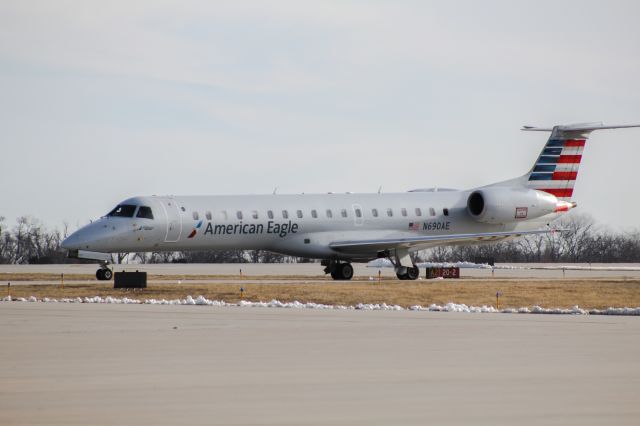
[406,266,420,280]
[340,263,354,280]
[395,267,407,280]
[102,269,113,280]
[96,269,105,280]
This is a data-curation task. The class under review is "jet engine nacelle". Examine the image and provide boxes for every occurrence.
[466,187,558,224]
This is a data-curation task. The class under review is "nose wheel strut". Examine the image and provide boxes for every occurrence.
[96,260,113,281]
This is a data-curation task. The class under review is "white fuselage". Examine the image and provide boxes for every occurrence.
[62,189,558,261]
[59,122,640,281]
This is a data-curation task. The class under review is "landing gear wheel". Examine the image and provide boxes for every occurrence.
[395,266,419,280]
[396,267,408,280]
[406,266,420,280]
[328,262,354,281]
[339,263,354,280]
[96,268,113,281]
[102,269,113,280]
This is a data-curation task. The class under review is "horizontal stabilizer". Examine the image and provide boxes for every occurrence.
[522,122,640,132]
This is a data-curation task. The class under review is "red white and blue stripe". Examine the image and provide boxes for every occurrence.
[527,138,585,200]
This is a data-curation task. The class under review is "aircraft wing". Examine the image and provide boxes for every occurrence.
[329,229,557,254]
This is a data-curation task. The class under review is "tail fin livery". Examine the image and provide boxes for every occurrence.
[521,122,640,201]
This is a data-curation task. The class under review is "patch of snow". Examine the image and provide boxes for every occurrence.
[530,305,587,315]
[367,259,495,269]
[2,295,639,316]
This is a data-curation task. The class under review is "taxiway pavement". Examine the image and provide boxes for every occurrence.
[1,302,638,425]
[2,262,640,280]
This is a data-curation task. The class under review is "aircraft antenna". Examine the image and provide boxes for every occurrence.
[273,187,278,195]
[378,186,382,194]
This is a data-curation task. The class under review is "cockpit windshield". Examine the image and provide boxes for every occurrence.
[107,204,137,218]
[136,206,154,219]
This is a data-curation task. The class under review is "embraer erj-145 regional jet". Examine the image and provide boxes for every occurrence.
[62,123,639,281]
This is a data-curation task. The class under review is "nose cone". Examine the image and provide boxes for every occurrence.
[61,220,115,252]
[61,232,80,250]
[61,225,98,251]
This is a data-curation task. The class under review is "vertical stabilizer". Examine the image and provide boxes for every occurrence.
[521,123,640,201]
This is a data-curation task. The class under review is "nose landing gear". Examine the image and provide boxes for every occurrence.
[66,249,114,281]
[95,257,113,280]
[96,267,113,281]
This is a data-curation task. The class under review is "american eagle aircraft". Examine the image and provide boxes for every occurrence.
[62,123,639,281]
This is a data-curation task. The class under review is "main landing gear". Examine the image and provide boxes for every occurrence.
[395,265,420,280]
[322,260,354,281]
[385,248,420,281]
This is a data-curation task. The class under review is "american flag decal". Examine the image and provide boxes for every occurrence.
[408,222,420,231]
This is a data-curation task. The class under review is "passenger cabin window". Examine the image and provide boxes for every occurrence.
[282,210,289,219]
[341,209,348,218]
[429,208,436,217]
[311,210,318,218]
[221,210,228,220]
[372,208,378,217]
[401,208,407,217]
[252,210,259,219]
[297,210,303,218]
[107,204,136,218]
[355,208,362,218]
[326,209,333,218]
[192,211,199,220]
[387,208,393,217]
[205,211,212,220]
[136,206,154,219]
[236,211,243,220]
[415,208,422,216]
[268,210,274,219]
[443,208,449,216]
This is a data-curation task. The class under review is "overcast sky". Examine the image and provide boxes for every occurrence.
[1,0,639,232]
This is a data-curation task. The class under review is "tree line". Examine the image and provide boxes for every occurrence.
[421,215,640,263]
[1,214,638,264]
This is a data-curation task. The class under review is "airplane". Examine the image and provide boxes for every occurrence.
[61,122,639,281]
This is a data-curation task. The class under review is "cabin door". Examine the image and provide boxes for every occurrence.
[161,197,182,242]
